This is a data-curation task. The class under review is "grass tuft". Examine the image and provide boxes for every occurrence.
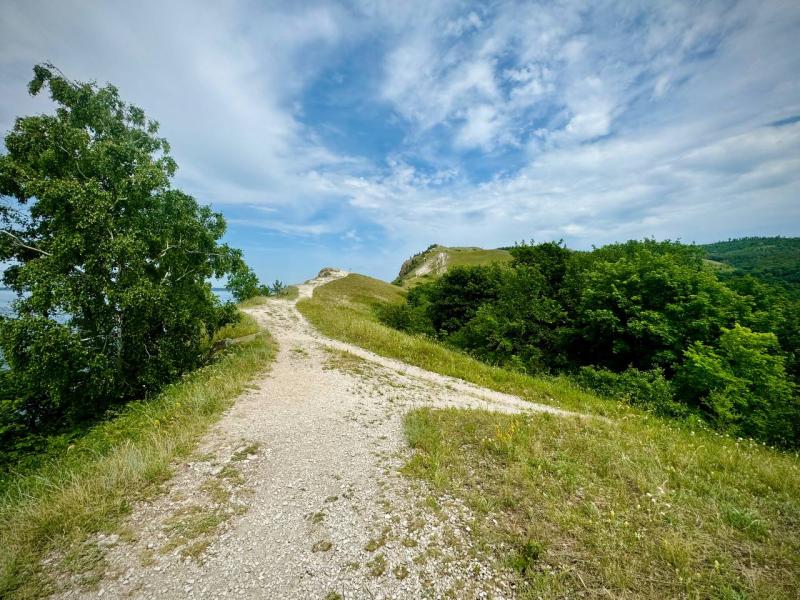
[276,285,300,300]
[212,312,262,342]
[237,295,271,308]
[366,553,387,577]
[236,285,298,308]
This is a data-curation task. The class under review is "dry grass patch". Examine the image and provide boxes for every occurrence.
[237,295,271,308]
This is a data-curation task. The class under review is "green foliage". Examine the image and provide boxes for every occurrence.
[564,240,746,372]
[574,366,687,417]
[384,239,800,446]
[0,64,241,448]
[702,236,800,292]
[675,325,799,446]
[373,300,434,336]
[269,279,287,295]
[445,265,564,372]
[425,265,504,335]
[226,262,283,302]
[227,262,269,302]
[722,273,800,381]
[509,239,570,294]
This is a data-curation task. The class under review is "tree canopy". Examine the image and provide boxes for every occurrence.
[0,64,242,442]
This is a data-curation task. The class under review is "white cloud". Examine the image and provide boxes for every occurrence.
[455,104,505,149]
[0,1,355,207]
[444,11,483,37]
[1,0,798,281]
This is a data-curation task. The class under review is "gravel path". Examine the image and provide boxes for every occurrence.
[55,269,586,599]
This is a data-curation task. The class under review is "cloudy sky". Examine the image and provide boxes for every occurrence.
[1,0,799,283]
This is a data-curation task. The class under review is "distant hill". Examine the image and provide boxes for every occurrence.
[393,237,800,292]
[393,244,512,287]
[701,236,800,291]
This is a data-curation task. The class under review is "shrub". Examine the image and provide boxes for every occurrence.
[374,301,434,336]
[574,366,687,417]
[674,325,799,446]
[227,263,264,302]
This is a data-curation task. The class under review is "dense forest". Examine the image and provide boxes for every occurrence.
[381,239,800,447]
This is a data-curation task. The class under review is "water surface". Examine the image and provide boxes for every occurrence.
[0,288,234,319]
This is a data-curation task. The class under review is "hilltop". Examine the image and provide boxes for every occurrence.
[393,244,512,287]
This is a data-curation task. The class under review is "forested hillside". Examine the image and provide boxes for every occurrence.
[702,237,800,292]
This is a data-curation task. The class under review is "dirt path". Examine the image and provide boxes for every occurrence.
[57,270,585,599]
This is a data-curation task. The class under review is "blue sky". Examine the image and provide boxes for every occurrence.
[1,1,799,284]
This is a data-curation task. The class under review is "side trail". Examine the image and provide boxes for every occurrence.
[55,269,587,599]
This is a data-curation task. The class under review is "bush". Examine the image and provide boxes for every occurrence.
[269,280,287,295]
[375,301,435,336]
[674,325,799,446]
[382,240,800,447]
[228,264,269,302]
[574,366,687,417]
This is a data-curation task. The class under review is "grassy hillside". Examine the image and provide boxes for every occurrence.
[702,237,800,290]
[299,273,800,599]
[393,244,512,287]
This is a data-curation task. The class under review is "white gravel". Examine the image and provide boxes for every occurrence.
[52,269,586,599]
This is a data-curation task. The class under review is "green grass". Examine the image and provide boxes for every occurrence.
[404,408,800,599]
[297,274,623,416]
[0,322,276,598]
[299,272,800,598]
[211,312,261,341]
[445,246,512,267]
[237,295,271,308]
